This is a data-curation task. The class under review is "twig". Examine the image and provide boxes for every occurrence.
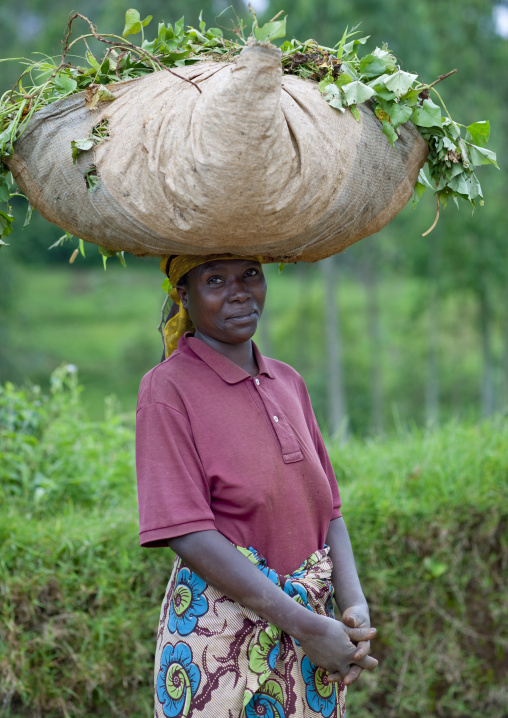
[269,10,285,22]
[421,69,458,91]
[428,69,457,88]
[64,13,202,93]
[422,195,440,237]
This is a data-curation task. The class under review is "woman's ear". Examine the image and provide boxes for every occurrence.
[176,284,188,308]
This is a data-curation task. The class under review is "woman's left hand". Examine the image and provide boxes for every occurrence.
[327,604,376,685]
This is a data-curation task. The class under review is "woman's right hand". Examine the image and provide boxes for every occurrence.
[295,612,378,682]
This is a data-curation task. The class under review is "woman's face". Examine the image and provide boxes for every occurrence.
[177,259,267,346]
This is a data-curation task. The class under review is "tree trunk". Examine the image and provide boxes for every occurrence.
[425,240,440,426]
[364,251,384,435]
[321,256,348,438]
[258,301,273,358]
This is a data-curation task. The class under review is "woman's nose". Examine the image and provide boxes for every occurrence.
[227,279,250,301]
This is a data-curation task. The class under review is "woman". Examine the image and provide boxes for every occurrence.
[136,254,377,718]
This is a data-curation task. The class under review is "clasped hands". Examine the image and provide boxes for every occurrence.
[298,604,378,687]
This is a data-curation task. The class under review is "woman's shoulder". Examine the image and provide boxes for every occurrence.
[261,354,308,390]
[137,348,200,412]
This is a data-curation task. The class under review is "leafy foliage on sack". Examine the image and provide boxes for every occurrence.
[280,30,498,210]
[0,9,497,252]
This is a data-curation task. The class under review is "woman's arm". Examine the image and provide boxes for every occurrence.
[169,529,377,683]
[325,516,375,684]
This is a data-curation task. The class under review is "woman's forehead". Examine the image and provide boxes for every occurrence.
[195,258,261,274]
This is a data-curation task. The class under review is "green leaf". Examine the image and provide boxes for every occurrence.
[373,88,397,101]
[122,9,152,38]
[198,10,206,33]
[253,17,287,43]
[0,210,15,238]
[349,104,360,122]
[467,144,498,169]
[400,88,420,106]
[342,35,369,58]
[411,99,442,128]
[175,17,185,35]
[378,99,413,128]
[341,80,375,106]
[318,75,334,92]
[322,84,345,111]
[466,121,490,147]
[79,238,86,257]
[71,138,94,163]
[335,73,354,88]
[162,277,171,293]
[383,70,418,98]
[417,168,433,190]
[381,120,397,147]
[371,47,396,71]
[359,53,392,78]
[334,26,350,59]
[54,73,78,94]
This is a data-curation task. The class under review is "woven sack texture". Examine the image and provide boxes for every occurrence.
[7,42,428,262]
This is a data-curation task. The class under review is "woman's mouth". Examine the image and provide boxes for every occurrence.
[226,310,258,322]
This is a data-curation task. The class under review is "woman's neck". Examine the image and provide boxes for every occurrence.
[193,331,258,376]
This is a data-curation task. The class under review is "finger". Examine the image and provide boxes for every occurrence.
[344,626,377,643]
[326,671,343,683]
[355,654,378,671]
[353,640,370,661]
[342,614,357,628]
[343,664,363,686]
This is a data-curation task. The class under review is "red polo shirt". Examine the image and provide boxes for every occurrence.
[135,334,342,576]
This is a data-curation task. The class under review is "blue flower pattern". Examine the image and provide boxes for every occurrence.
[245,693,285,718]
[156,642,200,718]
[302,656,337,718]
[168,567,208,636]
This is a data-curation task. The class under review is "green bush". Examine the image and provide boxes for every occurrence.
[0,371,507,717]
[0,364,134,509]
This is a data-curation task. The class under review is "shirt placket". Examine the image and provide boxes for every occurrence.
[249,376,304,464]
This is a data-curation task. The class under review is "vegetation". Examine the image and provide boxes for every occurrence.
[1,368,506,717]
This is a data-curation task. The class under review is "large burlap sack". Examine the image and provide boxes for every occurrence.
[7,42,428,262]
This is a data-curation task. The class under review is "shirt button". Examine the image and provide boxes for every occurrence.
[255,378,260,385]
[273,415,279,422]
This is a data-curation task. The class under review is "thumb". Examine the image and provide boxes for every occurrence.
[342,613,358,628]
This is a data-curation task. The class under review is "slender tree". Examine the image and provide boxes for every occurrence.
[321,256,348,438]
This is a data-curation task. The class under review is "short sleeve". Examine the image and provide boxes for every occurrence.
[135,401,216,547]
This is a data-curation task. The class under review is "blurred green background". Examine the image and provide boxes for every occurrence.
[1,2,508,717]
[1,0,507,436]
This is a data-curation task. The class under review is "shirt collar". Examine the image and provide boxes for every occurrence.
[182,333,274,384]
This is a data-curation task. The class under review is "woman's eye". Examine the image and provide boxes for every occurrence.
[207,276,224,285]
[245,268,259,277]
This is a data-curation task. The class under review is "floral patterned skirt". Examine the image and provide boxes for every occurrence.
[154,545,347,718]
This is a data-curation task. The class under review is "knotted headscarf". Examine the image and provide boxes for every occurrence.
[160,254,263,358]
